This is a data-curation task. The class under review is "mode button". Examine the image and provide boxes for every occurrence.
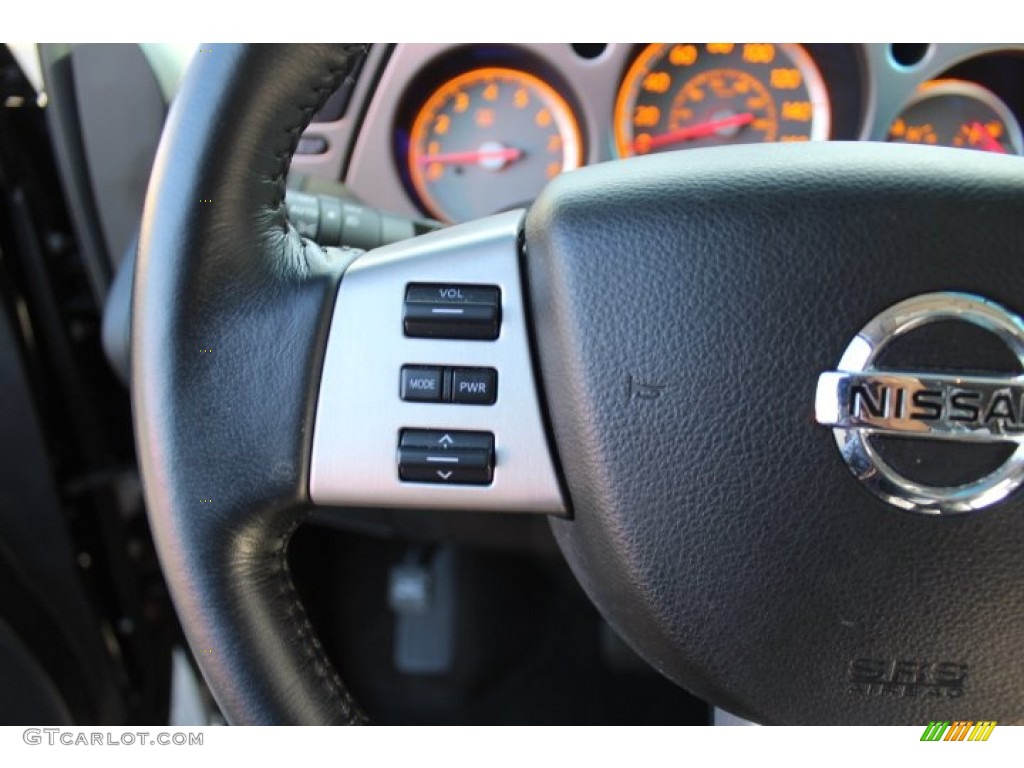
[400,366,443,402]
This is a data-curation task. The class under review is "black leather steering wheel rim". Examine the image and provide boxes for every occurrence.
[133,44,367,725]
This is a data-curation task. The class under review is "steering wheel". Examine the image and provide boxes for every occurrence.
[133,44,1024,724]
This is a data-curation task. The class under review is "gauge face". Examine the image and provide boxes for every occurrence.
[406,67,583,223]
[887,80,1023,155]
[614,43,831,157]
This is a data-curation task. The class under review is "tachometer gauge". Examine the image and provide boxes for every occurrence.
[887,80,1023,155]
[613,43,831,157]
[406,67,583,223]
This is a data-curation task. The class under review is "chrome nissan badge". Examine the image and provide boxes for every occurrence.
[816,292,1024,514]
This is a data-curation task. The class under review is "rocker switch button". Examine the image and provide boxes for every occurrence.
[403,284,501,340]
[398,430,495,485]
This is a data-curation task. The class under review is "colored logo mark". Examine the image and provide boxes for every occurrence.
[920,721,996,742]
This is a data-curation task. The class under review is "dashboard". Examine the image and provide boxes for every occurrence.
[291,43,1024,224]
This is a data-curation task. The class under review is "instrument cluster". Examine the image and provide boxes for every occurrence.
[343,45,1024,224]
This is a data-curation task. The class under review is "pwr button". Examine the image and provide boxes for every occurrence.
[452,368,497,405]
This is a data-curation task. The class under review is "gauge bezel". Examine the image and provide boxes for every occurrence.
[390,46,589,223]
[612,43,832,158]
[888,78,1024,155]
[406,66,584,223]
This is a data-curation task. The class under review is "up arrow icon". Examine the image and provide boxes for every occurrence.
[437,434,455,447]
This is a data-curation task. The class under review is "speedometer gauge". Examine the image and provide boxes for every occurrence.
[613,43,831,157]
[407,67,583,223]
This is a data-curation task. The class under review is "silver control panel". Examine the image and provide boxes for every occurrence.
[309,210,567,515]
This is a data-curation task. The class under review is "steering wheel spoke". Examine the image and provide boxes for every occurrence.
[311,210,566,515]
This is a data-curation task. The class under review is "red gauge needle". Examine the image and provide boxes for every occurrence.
[969,121,1006,154]
[636,112,755,152]
[418,147,523,166]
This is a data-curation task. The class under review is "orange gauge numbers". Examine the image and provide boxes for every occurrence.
[614,43,831,158]
[887,80,1022,156]
[407,67,583,223]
